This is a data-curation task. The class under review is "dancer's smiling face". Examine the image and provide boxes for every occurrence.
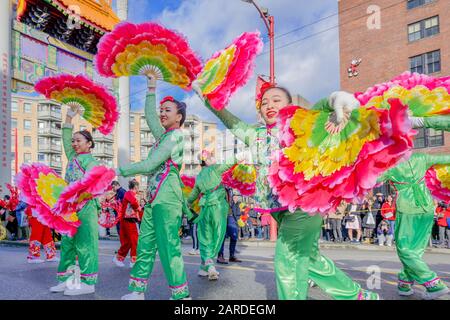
[160,101,182,130]
[260,88,291,126]
[72,132,93,154]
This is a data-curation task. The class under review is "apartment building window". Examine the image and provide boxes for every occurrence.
[130,131,135,141]
[24,120,32,130]
[407,0,435,10]
[410,50,440,74]
[24,103,32,113]
[413,128,444,149]
[80,125,86,131]
[130,146,135,159]
[38,153,45,162]
[130,116,135,127]
[24,153,32,163]
[11,118,17,128]
[408,16,439,42]
[24,136,32,147]
[11,101,18,112]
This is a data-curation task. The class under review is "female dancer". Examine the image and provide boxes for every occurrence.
[49,107,101,296]
[118,77,190,300]
[186,150,233,281]
[378,153,450,299]
[200,85,379,299]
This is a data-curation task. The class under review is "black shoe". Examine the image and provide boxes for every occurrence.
[229,256,242,263]
[216,256,228,264]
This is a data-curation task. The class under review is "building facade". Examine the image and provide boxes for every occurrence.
[339,0,449,155]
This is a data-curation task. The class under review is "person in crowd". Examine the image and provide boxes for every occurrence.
[260,209,271,240]
[328,201,345,243]
[189,219,199,255]
[15,200,29,241]
[345,199,363,244]
[362,199,376,244]
[111,180,127,235]
[248,204,259,240]
[113,179,142,268]
[373,193,385,228]
[217,193,242,264]
[377,220,393,247]
[3,195,18,241]
[381,195,396,238]
[436,202,450,248]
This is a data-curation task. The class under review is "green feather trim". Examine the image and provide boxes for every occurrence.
[340,109,360,140]
[310,111,330,147]
[407,96,431,117]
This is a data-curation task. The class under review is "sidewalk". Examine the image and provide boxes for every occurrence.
[234,239,450,254]
[2,237,449,254]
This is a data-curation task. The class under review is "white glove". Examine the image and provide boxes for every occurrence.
[147,75,157,89]
[191,80,205,103]
[328,91,360,124]
[66,107,78,118]
[410,116,424,128]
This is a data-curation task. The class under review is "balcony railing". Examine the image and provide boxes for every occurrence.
[38,110,62,121]
[38,127,61,136]
[39,144,62,153]
[93,132,114,142]
[93,147,114,157]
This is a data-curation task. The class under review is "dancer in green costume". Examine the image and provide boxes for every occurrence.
[186,150,233,281]
[49,107,101,296]
[378,153,450,299]
[197,84,379,300]
[119,78,190,300]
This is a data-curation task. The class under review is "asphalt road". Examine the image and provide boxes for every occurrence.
[0,240,449,300]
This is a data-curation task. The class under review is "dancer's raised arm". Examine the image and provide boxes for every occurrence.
[144,76,165,140]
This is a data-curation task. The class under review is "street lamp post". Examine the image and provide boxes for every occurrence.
[241,0,275,85]
[242,0,278,241]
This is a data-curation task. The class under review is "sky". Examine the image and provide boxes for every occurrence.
[110,0,341,125]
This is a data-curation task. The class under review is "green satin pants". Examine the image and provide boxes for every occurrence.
[275,211,361,300]
[396,212,437,284]
[57,200,99,285]
[128,203,189,300]
[197,199,228,270]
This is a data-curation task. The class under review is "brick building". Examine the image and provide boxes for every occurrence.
[339,0,450,155]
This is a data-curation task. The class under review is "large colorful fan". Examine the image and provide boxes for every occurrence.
[356,72,450,117]
[53,166,116,216]
[95,22,202,89]
[425,165,450,202]
[35,74,119,135]
[181,175,201,214]
[98,200,122,229]
[16,163,115,237]
[222,164,257,196]
[15,163,80,237]
[193,31,263,110]
[268,98,415,214]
